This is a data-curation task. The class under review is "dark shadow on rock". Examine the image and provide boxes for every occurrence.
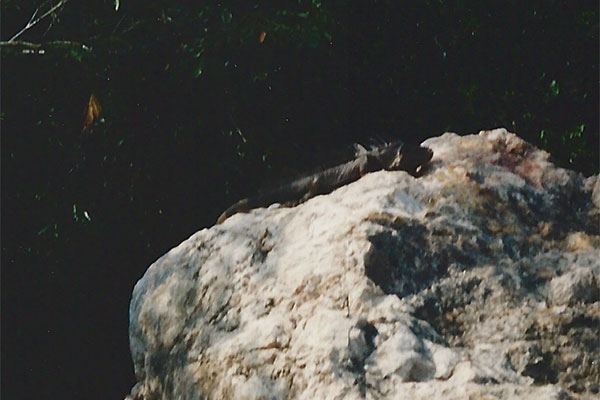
[364,216,473,298]
[329,319,379,398]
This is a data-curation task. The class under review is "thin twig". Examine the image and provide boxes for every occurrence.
[229,113,247,143]
[28,7,40,26]
[8,0,68,42]
[112,14,126,35]
[43,7,59,38]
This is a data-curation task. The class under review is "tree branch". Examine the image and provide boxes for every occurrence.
[8,0,68,42]
[0,40,42,49]
[0,40,91,54]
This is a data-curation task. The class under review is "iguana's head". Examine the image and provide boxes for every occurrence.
[376,142,433,176]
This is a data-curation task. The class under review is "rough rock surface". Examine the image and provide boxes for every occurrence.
[126,129,599,400]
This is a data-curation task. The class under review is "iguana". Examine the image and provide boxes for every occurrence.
[217,141,433,224]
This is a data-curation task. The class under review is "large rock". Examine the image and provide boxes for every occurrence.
[126,129,599,400]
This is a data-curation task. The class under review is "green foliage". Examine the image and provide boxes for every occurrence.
[2,1,598,398]
[2,0,598,276]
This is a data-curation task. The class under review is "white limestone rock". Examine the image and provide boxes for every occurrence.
[126,129,599,400]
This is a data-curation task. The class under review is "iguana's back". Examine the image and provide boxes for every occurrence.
[217,141,432,224]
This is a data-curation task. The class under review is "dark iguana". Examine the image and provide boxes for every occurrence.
[217,141,433,224]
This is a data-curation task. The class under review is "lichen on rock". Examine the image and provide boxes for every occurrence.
[126,129,599,400]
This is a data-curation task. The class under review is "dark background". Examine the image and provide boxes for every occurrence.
[1,1,598,398]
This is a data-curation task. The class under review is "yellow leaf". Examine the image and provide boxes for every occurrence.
[259,31,267,44]
[82,93,102,132]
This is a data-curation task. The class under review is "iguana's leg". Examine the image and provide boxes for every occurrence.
[303,175,322,201]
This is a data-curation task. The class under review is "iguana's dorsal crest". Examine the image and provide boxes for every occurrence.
[353,143,369,156]
[353,140,404,157]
